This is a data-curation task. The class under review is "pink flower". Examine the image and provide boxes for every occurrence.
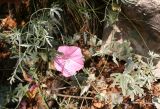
[54,46,84,77]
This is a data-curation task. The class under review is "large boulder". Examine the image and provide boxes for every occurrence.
[102,0,160,56]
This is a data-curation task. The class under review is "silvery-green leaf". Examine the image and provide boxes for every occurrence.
[39,53,48,62]
[20,44,32,47]
[111,93,123,106]
[45,36,53,47]
[83,32,87,45]
[148,51,160,59]
[152,96,160,109]
[80,85,90,96]
[112,53,119,66]
[96,40,102,46]
[73,34,81,42]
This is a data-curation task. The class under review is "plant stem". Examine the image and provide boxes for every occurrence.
[56,93,93,100]
[38,87,50,109]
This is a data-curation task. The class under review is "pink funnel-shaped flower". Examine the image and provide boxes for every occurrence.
[54,46,84,77]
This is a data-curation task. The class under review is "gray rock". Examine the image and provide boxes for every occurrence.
[102,0,160,56]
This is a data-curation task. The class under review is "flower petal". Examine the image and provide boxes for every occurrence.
[54,57,65,72]
[61,59,84,77]
[54,46,84,77]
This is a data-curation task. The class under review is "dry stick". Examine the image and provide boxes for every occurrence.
[57,94,154,106]
[38,86,50,109]
[36,75,50,109]
[99,61,107,77]
[56,93,94,100]
[57,93,155,104]
[80,92,90,109]
[122,101,154,105]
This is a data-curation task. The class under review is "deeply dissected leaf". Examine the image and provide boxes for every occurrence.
[111,72,144,101]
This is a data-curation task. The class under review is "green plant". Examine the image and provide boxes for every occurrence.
[11,84,29,108]
[111,51,159,101]
[93,34,158,104]
[4,5,63,108]
[8,5,62,84]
